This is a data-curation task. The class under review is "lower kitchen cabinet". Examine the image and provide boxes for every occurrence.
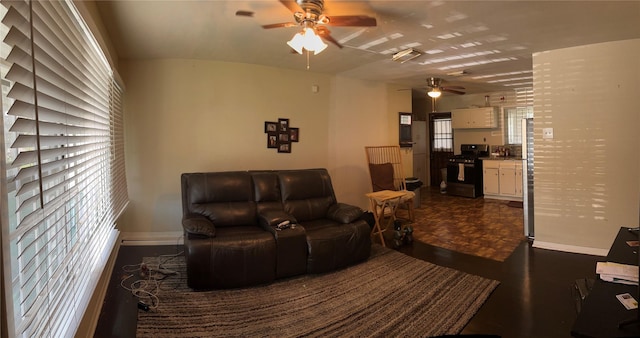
[483,161,500,195]
[483,160,523,200]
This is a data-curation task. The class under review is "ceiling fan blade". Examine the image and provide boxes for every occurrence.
[279,0,301,13]
[262,22,298,29]
[442,85,465,90]
[443,88,465,95]
[316,26,343,48]
[326,15,377,27]
[235,10,254,17]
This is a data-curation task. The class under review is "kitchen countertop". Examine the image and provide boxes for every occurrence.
[480,156,524,161]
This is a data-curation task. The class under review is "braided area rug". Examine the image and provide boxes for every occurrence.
[137,245,499,337]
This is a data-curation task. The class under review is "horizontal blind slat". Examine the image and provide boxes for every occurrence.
[9,118,108,136]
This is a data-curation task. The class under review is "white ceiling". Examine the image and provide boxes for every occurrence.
[95,0,640,95]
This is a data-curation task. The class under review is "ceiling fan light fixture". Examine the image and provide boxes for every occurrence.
[427,88,442,98]
[287,27,328,55]
[287,31,306,54]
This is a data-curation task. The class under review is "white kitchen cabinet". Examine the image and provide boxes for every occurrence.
[483,159,523,200]
[451,107,498,129]
[483,161,500,195]
[499,162,517,196]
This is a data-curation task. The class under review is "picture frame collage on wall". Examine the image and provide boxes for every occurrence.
[264,118,299,153]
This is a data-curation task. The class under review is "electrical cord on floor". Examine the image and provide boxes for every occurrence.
[120,274,160,311]
[120,250,184,311]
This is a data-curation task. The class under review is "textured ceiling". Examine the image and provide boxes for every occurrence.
[96,0,640,95]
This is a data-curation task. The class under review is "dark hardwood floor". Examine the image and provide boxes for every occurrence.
[95,191,603,338]
[399,241,601,337]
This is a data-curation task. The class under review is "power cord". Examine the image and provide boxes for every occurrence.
[120,274,160,311]
[120,250,184,311]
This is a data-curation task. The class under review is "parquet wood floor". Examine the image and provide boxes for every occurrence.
[391,187,526,261]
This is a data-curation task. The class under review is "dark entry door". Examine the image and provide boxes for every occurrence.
[429,112,453,186]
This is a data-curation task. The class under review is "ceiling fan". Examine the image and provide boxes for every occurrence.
[237,0,376,55]
[426,77,466,98]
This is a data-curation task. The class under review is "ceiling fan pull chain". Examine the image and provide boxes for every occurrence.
[306,49,310,70]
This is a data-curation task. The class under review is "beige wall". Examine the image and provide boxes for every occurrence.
[532,39,640,253]
[327,77,412,209]
[118,59,409,234]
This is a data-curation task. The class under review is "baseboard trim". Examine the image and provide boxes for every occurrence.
[532,240,608,257]
[120,231,184,246]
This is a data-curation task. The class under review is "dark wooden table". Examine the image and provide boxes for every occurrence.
[571,227,640,337]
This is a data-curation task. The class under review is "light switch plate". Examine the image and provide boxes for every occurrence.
[542,127,554,139]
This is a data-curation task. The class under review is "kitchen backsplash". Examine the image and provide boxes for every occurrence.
[490,144,522,157]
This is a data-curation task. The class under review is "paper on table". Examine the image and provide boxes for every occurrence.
[596,262,639,285]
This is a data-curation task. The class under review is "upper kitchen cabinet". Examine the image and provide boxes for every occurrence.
[451,107,498,129]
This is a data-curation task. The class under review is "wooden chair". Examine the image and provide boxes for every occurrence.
[364,146,415,222]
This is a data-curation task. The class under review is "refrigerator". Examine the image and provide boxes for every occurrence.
[521,118,534,238]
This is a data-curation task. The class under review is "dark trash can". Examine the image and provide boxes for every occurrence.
[405,177,423,209]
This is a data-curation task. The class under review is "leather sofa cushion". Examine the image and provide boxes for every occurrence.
[182,172,257,227]
[185,226,276,289]
[301,219,371,273]
[190,201,257,227]
[278,169,336,201]
[284,197,334,222]
[185,172,254,203]
[182,213,216,237]
[251,171,281,202]
[278,169,337,222]
[327,203,363,224]
[251,171,284,214]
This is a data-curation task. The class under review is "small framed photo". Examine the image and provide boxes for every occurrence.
[278,143,291,153]
[278,118,289,132]
[265,121,277,133]
[267,134,277,148]
[278,132,289,142]
[290,128,299,142]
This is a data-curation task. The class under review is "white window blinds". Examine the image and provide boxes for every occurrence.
[505,88,534,145]
[0,0,128,337]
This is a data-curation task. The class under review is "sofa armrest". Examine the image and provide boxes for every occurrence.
[258,209,297,231]
[182,214,216,237]
[327,203,364,224]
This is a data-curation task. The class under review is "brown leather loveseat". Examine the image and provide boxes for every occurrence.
[181,168,371,289]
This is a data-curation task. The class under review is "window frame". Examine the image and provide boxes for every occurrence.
[503,106,534,145]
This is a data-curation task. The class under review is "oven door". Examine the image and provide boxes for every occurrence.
[447,162,476,184]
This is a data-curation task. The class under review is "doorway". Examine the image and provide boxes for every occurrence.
[429,112,453,186]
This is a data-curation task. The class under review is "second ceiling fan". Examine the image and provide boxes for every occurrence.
[259,0,377,54]
[426,77,466,98]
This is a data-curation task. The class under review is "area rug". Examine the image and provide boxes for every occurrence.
[136,245,499,337]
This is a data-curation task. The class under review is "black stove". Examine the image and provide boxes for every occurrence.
[448,155,478,164]
[449,144,489,161]
[446,144,488,198]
